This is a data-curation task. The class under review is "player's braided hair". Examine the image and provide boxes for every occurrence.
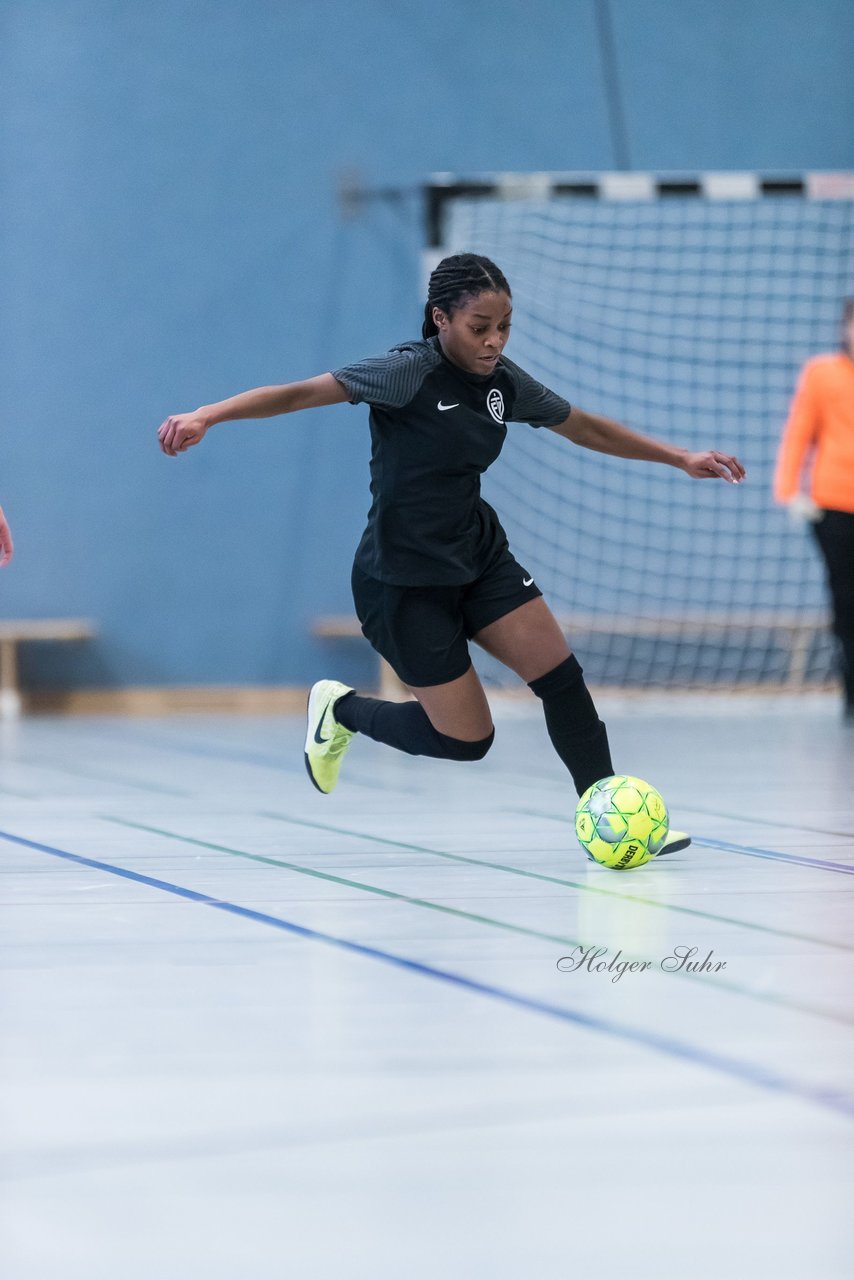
[422,253,511,339]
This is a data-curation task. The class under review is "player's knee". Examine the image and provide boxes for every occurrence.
[436,727,495,761]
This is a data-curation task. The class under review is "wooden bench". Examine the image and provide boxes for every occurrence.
[312,616,409,698]
[312,610,830,693]
[555,611,830,687]
[0,619,96,717]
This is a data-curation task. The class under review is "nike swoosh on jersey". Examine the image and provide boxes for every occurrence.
[523,576,534,586]
[437,401,460,411]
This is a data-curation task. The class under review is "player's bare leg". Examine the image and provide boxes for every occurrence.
[407,666,493,740]
[473,596,570,682]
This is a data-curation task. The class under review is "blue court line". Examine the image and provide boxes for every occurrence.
[512,807,854,876]
[676,804,852,842]
[693,837,854,876]
[2,826,853,1124]
[77,726,421,793]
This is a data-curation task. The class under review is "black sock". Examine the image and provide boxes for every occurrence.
[528,654,613,796]
[335,692,494,761]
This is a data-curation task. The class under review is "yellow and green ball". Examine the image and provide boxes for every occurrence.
[575,775,669,870]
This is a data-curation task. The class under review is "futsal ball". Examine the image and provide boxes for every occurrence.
[575,775,669,870]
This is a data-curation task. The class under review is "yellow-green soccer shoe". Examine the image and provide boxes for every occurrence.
[304,679,356,794]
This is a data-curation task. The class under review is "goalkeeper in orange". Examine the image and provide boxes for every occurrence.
[774,298,854,721]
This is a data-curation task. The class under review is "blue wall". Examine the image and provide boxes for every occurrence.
[2,0,853,689]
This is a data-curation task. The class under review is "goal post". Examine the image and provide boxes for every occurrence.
[424,171,854,690]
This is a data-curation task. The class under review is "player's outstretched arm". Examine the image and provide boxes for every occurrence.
[158,374,350,456]
[0,507,13,567]
[548,408,745,483]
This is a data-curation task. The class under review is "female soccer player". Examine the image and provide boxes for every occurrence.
[774,298,854,721]
[159,254,745,852]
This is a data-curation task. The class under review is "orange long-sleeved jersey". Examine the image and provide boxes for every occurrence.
[773,353,854,514]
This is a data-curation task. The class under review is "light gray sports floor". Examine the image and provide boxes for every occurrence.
[1,695,853,1279]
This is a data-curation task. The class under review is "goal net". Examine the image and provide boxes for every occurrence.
[428,173,854,690]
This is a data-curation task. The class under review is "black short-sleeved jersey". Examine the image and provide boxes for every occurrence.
[332,335,571,585]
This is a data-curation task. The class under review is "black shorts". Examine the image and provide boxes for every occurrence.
[351,547,543,688]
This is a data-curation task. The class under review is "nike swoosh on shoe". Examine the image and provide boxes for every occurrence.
[313,699,334,745]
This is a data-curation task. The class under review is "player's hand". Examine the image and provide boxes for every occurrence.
[0,507,13,566]
[681,451,746,483]
[158,411,210,456]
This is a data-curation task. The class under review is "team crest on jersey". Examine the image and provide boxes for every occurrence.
[486,388,505,424]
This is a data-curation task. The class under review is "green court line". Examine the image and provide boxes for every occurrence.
[101,815,854,1030]
[21,758,190,798]
[256,810,854,956]
[69,716,852,838]
[0,784,42,799]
